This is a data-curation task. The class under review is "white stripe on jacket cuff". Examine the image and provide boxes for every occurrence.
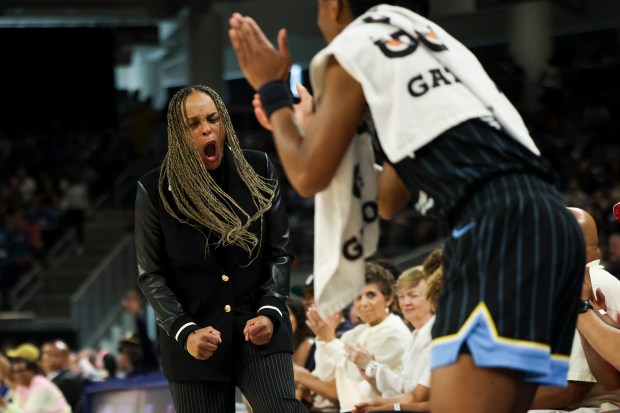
[258,305,282,317]
[175,322,197,342]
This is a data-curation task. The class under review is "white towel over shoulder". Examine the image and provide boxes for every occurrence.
[312,4,540,164]
[312,130,379,317]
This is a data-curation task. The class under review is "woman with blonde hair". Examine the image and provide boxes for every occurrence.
[135,85,306,413]
[354,260,445,413]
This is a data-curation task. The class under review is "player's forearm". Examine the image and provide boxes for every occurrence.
[270,108,329,197]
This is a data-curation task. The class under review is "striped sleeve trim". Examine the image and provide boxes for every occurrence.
[175,322,198,342]
[258,305,282,318]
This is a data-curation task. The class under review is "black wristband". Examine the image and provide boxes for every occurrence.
[258,79,293,118]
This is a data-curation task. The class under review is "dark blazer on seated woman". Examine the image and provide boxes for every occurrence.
[134,146,294,382]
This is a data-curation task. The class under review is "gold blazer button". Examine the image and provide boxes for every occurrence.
[222,274,229,282]
[224,305,231,313]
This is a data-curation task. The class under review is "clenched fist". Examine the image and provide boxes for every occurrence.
[186,326,222,360]
[243,315,274,346]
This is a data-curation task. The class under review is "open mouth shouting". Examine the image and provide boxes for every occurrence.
[204,141,217,160]
[200,140,223,170]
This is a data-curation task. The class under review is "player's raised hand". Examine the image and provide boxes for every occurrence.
[228,13,292,90]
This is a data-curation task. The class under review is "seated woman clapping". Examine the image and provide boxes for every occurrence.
[346,265,435,397]
[307,262,411,413]
[353,261,445,413]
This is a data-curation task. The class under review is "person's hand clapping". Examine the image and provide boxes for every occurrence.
[186,326,222,360]
[352,400,383,413]
[594,287,608,313]
[344,342,374,371]
[243,315,274,345]
[306,304,336,342]
[228,13,292,90]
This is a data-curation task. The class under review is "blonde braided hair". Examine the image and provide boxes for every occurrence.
[159,85,276,256]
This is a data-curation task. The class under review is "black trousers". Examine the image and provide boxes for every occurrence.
[169,339,307,413]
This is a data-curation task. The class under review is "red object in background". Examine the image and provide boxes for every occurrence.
[614,202,620,223]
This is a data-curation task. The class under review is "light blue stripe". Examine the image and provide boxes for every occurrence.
[525,357,570,387]
[431,310,552,379]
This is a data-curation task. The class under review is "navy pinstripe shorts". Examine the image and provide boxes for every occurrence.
[431,173,585,387]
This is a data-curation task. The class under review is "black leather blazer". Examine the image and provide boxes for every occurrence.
[134,148,294,381]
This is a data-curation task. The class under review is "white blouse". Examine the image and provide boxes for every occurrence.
[314,313,411,412]
[375,316,435,397]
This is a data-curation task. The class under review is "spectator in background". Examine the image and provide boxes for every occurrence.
[59,170,89,255]
[347,265,435,398]
[353,262,445,413]
[368,257,401,282]
[369,257,402,316]
[72,348,101,383]
[5,344,39,365]
[293,306,356,413]
[117,333,146,379]
[569,208,620,323]
[603,232,620,278]
[8,208,43,266]
[30,172,63,255]
[576,268,620,390]
[287,298,316,370]
[307,262,411,412]
[88,349,118,382]
[0,352,15,408]
[291,274,317,311]
[117,290,160,378]
[14,167,37,205]
[101,353,118,381]
[40,340,84,413]
[291,274,355,337]
[1,357,70,413]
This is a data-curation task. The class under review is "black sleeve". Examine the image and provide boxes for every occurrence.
[256,154,294,329]
[134,179,199,349]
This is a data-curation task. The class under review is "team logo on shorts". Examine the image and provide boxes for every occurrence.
[415,191,435,215]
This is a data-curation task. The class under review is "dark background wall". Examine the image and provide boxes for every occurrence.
[0,28,117,136]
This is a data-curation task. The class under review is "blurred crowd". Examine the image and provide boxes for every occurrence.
[0,290,160,412]
[0,93,144,309]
